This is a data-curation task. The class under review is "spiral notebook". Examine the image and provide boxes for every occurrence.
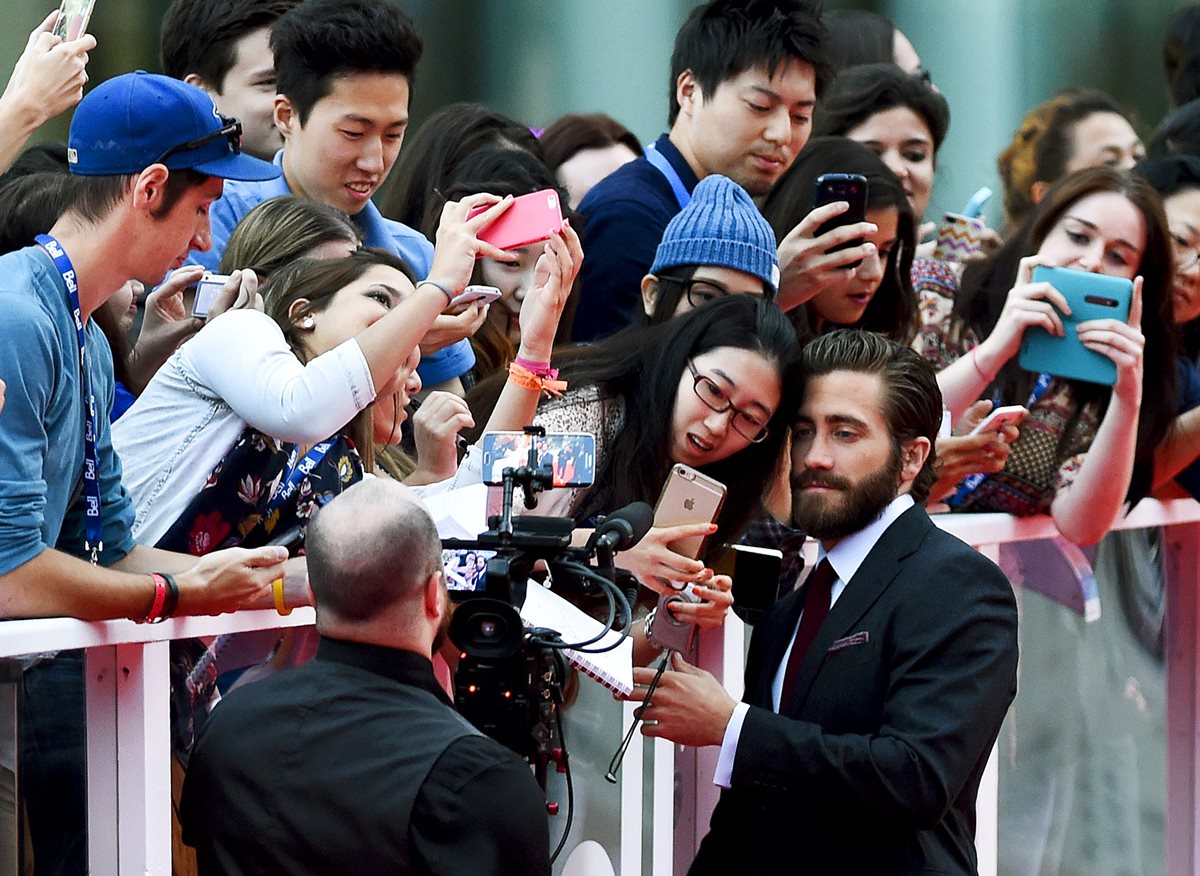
[520,582,633,696]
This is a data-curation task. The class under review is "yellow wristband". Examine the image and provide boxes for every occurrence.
[272,577,291,616]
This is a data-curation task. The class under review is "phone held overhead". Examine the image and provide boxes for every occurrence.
[468,189,564,252]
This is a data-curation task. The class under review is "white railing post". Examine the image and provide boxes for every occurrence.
[85,646,118,875]
[86,641,172,875]
[1165,520,1200,876]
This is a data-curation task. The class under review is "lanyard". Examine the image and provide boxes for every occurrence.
[266,440,335,516]
[946,371,1054,509]
[36,234,103,564]
[644,143,692,211]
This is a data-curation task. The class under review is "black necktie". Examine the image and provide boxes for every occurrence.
[780,558,836,712]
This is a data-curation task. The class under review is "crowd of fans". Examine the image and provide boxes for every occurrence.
[3,0,1200,872]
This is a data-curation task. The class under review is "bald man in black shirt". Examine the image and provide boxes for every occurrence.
[180,479,550,875]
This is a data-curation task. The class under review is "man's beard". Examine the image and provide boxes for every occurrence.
[791,449,903,541]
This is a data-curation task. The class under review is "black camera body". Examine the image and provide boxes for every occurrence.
[453,642,559,760]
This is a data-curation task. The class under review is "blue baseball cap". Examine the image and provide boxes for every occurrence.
[67,71,280,182]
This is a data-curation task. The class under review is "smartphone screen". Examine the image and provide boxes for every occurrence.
[53,0,96,40]
[811,173,868,268]
[442,549,497,598]
[480,432,596,487]
[191,273,229,319]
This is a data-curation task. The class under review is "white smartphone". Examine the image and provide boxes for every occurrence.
[191,272,230,319]
[967,404,1028,436]
[53,0,96,40]
[447,284,501,310]
[652,464,727,560]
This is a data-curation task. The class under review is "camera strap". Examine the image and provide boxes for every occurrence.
[644,143,692,211]
[36,233,102,564]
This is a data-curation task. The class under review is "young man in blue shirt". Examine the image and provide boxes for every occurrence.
[0,71,292,874]
[188,0,480,389]
[573,0,881,342]
[572,0,825,341]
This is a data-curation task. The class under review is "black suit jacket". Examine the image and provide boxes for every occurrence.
[691,505,1018,876]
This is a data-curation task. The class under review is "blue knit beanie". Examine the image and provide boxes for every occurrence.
[650,175,780,296]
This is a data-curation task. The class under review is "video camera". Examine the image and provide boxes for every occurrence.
[440,426,652,787]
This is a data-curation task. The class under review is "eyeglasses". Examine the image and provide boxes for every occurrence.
[687,360,770,443]
[152,115,243,166]
[660,275,768,309]
[1171,230,1200,272]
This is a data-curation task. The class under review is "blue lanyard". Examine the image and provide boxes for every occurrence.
[266,440,335,516]
[36,234,103,563]
[644,143,692,211]
[946,371,1053,508]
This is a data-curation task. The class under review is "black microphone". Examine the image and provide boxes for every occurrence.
[589,501,654,554]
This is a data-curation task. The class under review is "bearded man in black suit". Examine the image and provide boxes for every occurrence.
[630,330,1019,875]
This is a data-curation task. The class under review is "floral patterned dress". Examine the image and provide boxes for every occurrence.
[158,425,363,762]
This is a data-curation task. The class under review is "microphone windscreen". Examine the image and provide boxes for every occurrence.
[610,501,654,549]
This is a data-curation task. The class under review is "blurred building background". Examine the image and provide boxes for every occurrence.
[1,0,1194,228]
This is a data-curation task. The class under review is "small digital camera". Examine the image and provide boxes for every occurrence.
[191,272,230,319]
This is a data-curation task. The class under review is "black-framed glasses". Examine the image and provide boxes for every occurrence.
[152,115,243,166]
[1171,229,1200,272]
[660,275,769,309]
[687,360,769,443]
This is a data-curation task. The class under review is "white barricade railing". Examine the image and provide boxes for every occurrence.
[4,499,1200,875]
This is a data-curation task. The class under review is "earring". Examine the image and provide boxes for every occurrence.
[299,315,315,331]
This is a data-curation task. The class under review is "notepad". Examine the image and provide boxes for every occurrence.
[520,582,633,696]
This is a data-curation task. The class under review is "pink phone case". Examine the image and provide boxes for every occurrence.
[468,189,563,251]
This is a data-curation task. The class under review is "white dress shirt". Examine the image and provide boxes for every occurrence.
[712,493,915,788]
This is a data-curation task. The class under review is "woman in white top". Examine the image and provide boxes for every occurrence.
[113,193,529,549]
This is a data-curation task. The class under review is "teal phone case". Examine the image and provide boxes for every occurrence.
[1018,266,1132,386]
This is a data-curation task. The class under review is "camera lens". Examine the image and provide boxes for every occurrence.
[480,620,497,638]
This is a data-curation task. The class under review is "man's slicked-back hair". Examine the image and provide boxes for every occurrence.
[668,0,830,125]
[271,0,423,126]
[160,0,299,91]
[304,479,441,624]
[801,329,942,503]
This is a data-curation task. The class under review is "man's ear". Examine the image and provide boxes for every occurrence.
[424,569,446,625]
[640,274,660,317]
[274,95,297,140]
[899,436,932,490]
[183,72,217,97]
[1030,180,1050,206]
[676,69,699,117]
[131,164,170,214]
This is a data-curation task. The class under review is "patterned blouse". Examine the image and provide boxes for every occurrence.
[910,256,1102,516]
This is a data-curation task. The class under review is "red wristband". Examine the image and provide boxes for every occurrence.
[143,573,168,623]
